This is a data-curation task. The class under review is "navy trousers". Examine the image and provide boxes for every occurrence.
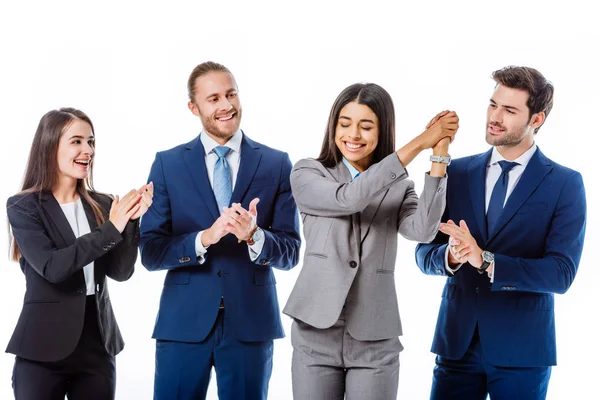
[430,326,551,400]
[154,308,274,400]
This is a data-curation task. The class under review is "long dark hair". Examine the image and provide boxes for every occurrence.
[316,83,396,168]
[9,107,107,261]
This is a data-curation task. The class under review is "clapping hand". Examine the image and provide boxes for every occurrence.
[130,182,154,220]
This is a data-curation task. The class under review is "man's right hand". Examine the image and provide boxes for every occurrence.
[201,210,231,247]
[421,111,459,149]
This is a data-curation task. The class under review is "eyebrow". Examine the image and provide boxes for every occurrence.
[205,88,237,99]
[69,134,94,140]
[490,99,520,112]
[339,116,376,124]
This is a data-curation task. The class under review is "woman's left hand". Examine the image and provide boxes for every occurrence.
[131,182,154,220]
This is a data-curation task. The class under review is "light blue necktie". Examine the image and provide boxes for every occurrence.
[213,146,232,213]
[486,160,519,234]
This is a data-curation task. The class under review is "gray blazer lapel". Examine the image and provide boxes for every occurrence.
[360,189,389,244]
[335,162,361,252]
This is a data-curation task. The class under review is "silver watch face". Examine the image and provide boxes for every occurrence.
[482,251,494,263]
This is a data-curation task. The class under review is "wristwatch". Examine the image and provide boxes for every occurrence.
[246,227,264,246]
[430,154,451,165]
[478,251,494,274]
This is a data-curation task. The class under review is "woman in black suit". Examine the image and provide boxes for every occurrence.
[6,108,153,400]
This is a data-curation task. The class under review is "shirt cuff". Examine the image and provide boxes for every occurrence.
[247,234,265,261]
[489,261,495,282]
[444,243,463,274]
[195,231,208,264]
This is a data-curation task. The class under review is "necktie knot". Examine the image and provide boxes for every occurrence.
[498,160,519,174]
[214,146,231,159]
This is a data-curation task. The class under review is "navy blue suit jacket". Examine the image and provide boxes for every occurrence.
[139,133,301,343]
[415,147,586,367]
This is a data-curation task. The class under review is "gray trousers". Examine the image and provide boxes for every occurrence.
[291,316,402,400]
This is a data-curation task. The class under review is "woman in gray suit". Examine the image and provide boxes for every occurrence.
[283,83,458,399]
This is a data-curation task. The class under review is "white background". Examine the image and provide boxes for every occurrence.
[1,1,598,399]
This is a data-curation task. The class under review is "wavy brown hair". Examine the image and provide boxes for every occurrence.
[9,108,107,261]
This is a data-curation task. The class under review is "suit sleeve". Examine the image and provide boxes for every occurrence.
[415,201,455,277]
[7,196,124,284]
[491,171,586,294]
[290,153,408,217]
[254,153,301,270]
[139,152,201,271]
[103,217,139,282]
[397,173,447,243]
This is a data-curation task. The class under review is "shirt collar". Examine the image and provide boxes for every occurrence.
[200,129,243,156]
[488,143,538,168]
[342,158,361,180]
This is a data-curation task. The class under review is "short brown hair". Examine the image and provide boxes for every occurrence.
[187,61,231,101]
[492,66,554,133]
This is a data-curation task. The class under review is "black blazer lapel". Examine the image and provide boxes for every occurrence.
[40,192,76,245]
[488,148,553,243]
[183,136,221,220]
[468,149,493,243]
[230,133,262,204]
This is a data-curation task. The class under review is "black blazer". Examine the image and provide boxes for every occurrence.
[6,191,139,362]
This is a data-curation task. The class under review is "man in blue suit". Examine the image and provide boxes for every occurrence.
[415,66,587,399]
[139,61,301,400]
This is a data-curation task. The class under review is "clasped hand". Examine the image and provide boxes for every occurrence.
[439,219,483,269]
[204,198,260,246]
[424,110,459,151]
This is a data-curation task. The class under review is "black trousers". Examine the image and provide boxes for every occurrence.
[12,296,116,400]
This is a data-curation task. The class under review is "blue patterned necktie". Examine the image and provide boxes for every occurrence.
[213,146,232,213]
[487,160,519,233]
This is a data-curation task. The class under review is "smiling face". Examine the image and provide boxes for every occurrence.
[334,101,379,172]
[486,85,544,156]
[188,71,242,144]
[56,119,95,186]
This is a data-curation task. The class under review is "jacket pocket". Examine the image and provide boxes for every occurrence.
[306,252,328,259]
[164,271,191,285]
[376,269,394,274]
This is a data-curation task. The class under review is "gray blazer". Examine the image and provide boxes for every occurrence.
[283,153,447,340]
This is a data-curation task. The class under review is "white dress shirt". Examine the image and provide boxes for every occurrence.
[60,198,95,295]
[195,130,265,263]
[445,144,538,276]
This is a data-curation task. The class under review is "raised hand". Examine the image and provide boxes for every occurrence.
[109,189,142,233]
[130,182,154,220]
[421,111,459,149]
[426,110,451,129]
